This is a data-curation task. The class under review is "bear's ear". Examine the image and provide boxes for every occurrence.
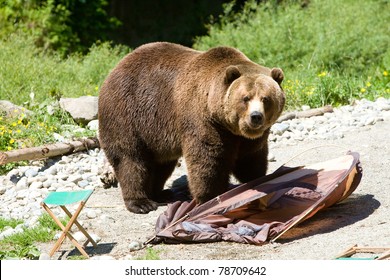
[225,66,241,85]
[271,68,284,85]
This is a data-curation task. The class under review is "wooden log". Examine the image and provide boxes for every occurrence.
[0,137,99,165]
[277,105,333,123]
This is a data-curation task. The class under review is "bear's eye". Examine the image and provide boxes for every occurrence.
[243,96,250,103]
[262,96,270,103]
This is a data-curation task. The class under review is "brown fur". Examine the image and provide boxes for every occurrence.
[98,42,285,213]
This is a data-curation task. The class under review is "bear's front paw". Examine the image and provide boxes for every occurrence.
[126,199,158,214]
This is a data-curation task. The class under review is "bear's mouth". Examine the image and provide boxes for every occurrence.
[239,120,265,139]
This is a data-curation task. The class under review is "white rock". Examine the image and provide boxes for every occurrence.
[78,180,89,188]
[16,190,28,200]
[272,123,290,136]
[73,231,87,243]
[87,120,99,131]
[39,253,51,260]
[86,210,97,219]
[68,175,83,184]
[46,166,58,176]
[30,181,43,189]
[268,153,276,162]
[0,227,16,240]
[90,233,101,243]
[42,179,55,188]
[29,190,43,199]
[16,177,28,190]
[129,241,143,251]
[364,116,376,126]
[25,169,38,178]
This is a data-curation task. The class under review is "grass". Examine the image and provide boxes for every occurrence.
[0,217,24,231]
[136,247,161,260]
[194,0,390,109]
[0,33,129,105]
[0,214,64,260]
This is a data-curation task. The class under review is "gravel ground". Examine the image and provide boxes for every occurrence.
[1,98,389,260]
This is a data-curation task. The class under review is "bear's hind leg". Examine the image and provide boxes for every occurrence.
[114,156,158,214]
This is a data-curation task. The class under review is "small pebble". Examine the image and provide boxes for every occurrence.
[129,241,143,251]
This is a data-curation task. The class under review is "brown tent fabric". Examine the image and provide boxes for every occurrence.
[149,151,362,245]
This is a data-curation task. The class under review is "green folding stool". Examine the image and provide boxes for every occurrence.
[41,189,97,258]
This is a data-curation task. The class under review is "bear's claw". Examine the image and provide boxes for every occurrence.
[126,199,158,214]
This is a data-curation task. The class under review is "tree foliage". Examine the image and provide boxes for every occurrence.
[0,0,120,55]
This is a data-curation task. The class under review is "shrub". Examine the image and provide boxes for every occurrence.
[0,0,120,56]
[194,0,390,109]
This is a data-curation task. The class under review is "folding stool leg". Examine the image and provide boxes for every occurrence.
[41,203,69,256]
[60,205,98,248]
[42,202,90,258]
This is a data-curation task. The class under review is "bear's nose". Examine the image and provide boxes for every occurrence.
[250,111,264,126]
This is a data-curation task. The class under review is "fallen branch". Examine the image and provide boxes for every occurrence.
[0,137,99,165]
[277,105,333,123]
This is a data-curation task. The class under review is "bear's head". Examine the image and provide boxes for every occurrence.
[221,65,285,139]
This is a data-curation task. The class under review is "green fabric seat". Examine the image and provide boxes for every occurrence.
[41,189,97,258]
[43,189,93,205]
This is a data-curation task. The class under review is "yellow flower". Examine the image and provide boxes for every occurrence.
[7,146,12,151]
[318,71,327,77]
[17,119,22,124]
[12,122,17,127]
[384,71,388,77]
[366,82,372,87]
[9,139,15,144]
[360,88,366,93]
[16,129,21,134]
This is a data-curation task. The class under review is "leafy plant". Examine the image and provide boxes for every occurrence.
[0,214,66,260]
[194,0,390,109]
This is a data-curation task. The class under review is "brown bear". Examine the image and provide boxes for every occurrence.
[98,42,285,214]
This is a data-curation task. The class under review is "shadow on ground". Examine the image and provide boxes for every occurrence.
[277,194,380,243]
[60,242,117,259]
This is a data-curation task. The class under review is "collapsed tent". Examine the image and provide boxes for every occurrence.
[148,151,362,245]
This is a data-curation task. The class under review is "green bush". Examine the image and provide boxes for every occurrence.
[194,0,390,109]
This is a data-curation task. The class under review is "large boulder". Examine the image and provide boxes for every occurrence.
[59,96,98,125]
[0,100,32,118]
